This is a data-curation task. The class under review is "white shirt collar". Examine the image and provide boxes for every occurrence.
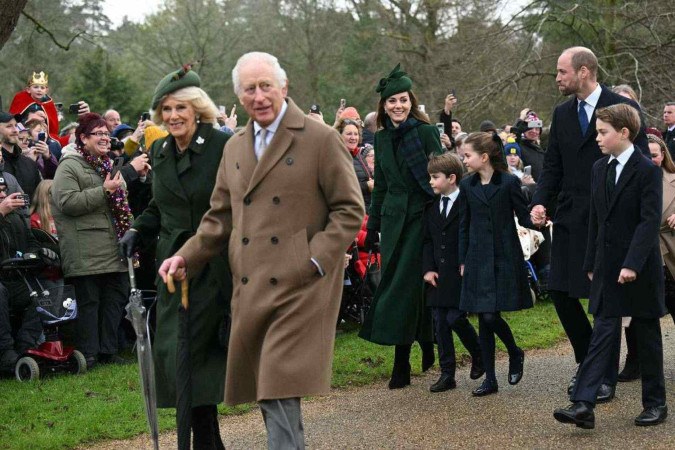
[441,189,460,203]
[253,99,288,136]
[580,84,602,109]
[609,144,634,166]
[669,125,675,132]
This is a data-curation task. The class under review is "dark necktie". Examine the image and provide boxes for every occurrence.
[441,196,450,217]
[578,100,589,135]
[606,159,619,201]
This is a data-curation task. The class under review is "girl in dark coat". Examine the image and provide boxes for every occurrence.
[458,132,536,396]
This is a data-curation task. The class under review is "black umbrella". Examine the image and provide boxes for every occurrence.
[167,274,191,450]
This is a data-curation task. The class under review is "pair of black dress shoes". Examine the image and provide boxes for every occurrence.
[554,402,667,429]
[429,356,485,393]
[471,349,525,397]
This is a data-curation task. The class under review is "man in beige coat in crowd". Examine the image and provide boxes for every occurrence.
[159,52,364,449]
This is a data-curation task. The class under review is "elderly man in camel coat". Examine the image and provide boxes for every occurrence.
[160,52,364,449]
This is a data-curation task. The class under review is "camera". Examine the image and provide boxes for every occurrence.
[309,104,321,114]
[141,112,150,121]
[110,137,124,151]
[68,103,80,114]
[37,132,46,142]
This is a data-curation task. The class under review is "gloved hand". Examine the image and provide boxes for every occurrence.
[40,247,60,265]
[364,229,380,252]
[119,229,139,258]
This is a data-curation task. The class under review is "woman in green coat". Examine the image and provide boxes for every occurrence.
[119,66,232,449]
[359,65,443,389]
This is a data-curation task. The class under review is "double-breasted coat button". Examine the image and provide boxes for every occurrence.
[270,277,278,285]
[441,245,446,250]
[244,196,251,205]
[236,162,240,169]
[271,236,279,244]
[440,258,446,263]
[286,158,294,165]
[441,232,446,236]
[272,196,280,204]
[241,277,249,284]
[242,237,249,245]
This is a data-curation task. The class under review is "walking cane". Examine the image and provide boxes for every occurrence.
[167,274,191,450]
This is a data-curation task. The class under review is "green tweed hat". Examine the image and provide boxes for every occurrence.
[151,64,201,110]
[375,63,413,99]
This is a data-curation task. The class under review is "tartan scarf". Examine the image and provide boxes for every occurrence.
[387,116,435,197]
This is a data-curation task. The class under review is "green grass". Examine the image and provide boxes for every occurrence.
[0,301,567,449]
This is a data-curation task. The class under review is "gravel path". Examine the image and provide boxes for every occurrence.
[85,319,675,449]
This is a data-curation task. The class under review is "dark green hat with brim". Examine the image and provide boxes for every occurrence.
[376,63,413,99]
[151,64,201,110]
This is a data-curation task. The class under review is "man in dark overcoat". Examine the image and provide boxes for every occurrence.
[530,47,649,400]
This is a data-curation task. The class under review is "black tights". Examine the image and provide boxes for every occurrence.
[478,312,519,384]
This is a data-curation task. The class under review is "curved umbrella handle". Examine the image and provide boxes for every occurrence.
[166,274,190,310]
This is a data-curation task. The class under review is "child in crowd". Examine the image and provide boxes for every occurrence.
[458,132,536,396]
[423,153,483,393]
[554,104,667,429]
[30,180,57,236]
[24,119,58,179]
[504,138,535,185]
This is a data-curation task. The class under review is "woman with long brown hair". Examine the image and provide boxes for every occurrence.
[359,64,443,389]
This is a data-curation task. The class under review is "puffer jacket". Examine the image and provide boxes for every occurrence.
[50,146,126,277]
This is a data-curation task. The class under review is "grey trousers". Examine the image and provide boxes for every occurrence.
[259,398,305,450]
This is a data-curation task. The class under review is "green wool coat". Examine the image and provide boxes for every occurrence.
[132,123,232,408]
[359,123,443,345]
[50,149,127,278]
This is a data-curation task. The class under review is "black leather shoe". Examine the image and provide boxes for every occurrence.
[553,402,595,429]
[469,356,485,380]
[430,374,457,393]
[85,356,97,370]
[617,363,640,382]
[596,383,615,404]
[388,362,411,389]
[0,349,18,373]
[471,379,498,397]
[635,405,668,426]
[508,348,525,385]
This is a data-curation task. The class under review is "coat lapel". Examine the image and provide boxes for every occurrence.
[663,170,675,217]
[236,123,257,188]
[607,150,640,214]
[579,85,610,148]
[246,98,304,196]
[597,157,610,217]
[153,137,189,201]
[442,198,460,228]
[468,173,489,205]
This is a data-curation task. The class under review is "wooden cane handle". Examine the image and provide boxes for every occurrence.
[181,281,189,310]
[166,273,176,293]
[166,274,189,310]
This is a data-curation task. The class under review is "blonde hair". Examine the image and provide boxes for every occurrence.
[30,180,54,233]
[152,86,219,126]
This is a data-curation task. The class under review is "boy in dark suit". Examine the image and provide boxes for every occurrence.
[423,153,483,392]
[554,104,668,429]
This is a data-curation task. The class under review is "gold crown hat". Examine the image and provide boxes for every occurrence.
[28,71,48,86]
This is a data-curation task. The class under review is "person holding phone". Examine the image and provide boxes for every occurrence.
[51,113,131,370]
[0,112,42,200]
[24,119,58,179]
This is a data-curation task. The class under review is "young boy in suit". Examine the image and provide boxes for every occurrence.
[554,104,668,429]
[423,153,483,392]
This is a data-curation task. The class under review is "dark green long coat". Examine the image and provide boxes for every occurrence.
[132,123,232,408]
[359,123,442,345]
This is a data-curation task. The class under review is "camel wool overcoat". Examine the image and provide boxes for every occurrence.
[176,98,364,405]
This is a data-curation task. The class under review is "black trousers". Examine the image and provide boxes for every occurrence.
[574,315,665,408]
[67,272,129,358]
[550,290,593,364]
[432,307,480,378]
[0,280,42,354]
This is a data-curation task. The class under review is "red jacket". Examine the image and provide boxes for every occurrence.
[9,91,70,147]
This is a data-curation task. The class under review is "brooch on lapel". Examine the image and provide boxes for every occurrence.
[162,141,167,148]
[196,136,205,145]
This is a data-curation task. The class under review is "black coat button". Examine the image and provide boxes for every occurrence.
[242,237,249,245]
[241,277,249,284]
[271,236,279,244]
[440,258,446,263]
[286,158,294,165]
[273,196,280,204]
[236,162,240,169]
[441,245,446,250]
[270,277,278,285]
[441,232,446,236]
[244,196,251,205]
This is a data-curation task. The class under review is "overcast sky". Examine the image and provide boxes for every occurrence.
[102,0,162,26]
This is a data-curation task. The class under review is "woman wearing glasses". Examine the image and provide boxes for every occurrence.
[336,117,374,207]
[51,112,133,369]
